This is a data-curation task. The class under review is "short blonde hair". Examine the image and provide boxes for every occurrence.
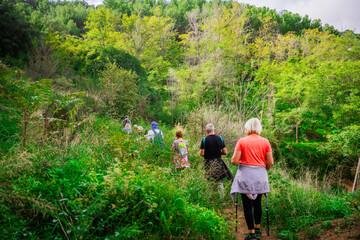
[244,118,262,135]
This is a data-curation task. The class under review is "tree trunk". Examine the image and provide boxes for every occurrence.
[216,81,220,107]
[264,84,276,128]
[295,120,299,143]
[352,157,360,192]
[39,111,48,161]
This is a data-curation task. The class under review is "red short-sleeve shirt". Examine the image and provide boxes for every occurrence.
[235,134,272,166]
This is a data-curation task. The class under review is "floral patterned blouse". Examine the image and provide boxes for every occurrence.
[171,139,190,169]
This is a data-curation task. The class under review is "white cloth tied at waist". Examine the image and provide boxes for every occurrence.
[230,164,270,200]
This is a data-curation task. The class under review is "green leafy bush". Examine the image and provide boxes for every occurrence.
[97,63,139,118]
[85,46,146,77]
[279,141,329,177]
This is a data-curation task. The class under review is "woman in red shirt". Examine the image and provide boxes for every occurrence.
[230,118,274,240]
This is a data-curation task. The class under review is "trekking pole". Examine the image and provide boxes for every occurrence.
[266,193,269,236]
[235,164,239,232]
[235,193,238,232]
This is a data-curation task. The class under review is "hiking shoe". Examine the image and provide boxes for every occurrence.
[244,233,257,240]
[255,228,262,238]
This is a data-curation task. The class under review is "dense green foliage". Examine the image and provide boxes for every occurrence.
[0,0,35,61]
[1,0,360,239]
[0,116,234,239]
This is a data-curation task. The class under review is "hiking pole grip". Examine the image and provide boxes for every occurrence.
[266,193,269,236]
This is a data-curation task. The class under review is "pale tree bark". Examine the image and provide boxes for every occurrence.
[352,157,360,192]
[186,8,205,65]
[167,69,177,126]
[232,71,271,133]
[39,111,48,161]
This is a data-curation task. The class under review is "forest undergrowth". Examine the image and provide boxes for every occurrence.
[1,115,359,239]
[1,0,360,238]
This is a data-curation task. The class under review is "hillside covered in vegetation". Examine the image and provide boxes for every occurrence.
[1,0,360,239]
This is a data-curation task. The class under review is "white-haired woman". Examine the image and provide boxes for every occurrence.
[230,118,273,240]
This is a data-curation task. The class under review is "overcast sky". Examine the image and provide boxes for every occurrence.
[238,0,359,33]
[85,0,359,33]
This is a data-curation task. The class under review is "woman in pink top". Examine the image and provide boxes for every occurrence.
[230,118,274,240]
[171,130,190,170]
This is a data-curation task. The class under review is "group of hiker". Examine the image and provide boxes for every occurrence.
[122,116,274,240]
[199,119,274,240]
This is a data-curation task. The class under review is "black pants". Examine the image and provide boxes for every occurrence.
[241,194,262,230]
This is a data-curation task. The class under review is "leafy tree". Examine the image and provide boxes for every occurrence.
[45,1,90,36]
[104,0,133,16]
[46,8,127,75]
[0,71,52,150]
[250,16,278,65]
[278,10,310,35]
[253,27,360,177]
[0,0,35,61]
[1,63,85,155]
[132,0,156,16]
[176,4,256,109]
[244,5,279,33]
[323,125,360,178]
[97,63,139,117]
[120,13,179,89]
[85,8,120,48]
[12,0,91,36]
[243,4,337,36]
[164,0,201,34]
[0,64,21,152]
[85,46,146,77]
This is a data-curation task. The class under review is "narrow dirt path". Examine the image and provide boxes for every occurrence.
[222,207,278,240]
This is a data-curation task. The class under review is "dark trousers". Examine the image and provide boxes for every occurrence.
[241,194,262,230]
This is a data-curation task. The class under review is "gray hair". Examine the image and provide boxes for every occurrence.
[244,118,262,135]
[206,123,215,133]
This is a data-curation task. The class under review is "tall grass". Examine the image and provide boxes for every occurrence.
[0,115,234,239]
[268,164,353,239]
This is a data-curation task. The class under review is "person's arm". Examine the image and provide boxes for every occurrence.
[231,150,241,166]
[220,136,227,155]
[200,138,205,156]
[145,130,152,141]
[265,152,273,170]
[221,147,227,155]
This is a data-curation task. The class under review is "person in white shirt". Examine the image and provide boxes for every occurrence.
[146,121,164,142]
